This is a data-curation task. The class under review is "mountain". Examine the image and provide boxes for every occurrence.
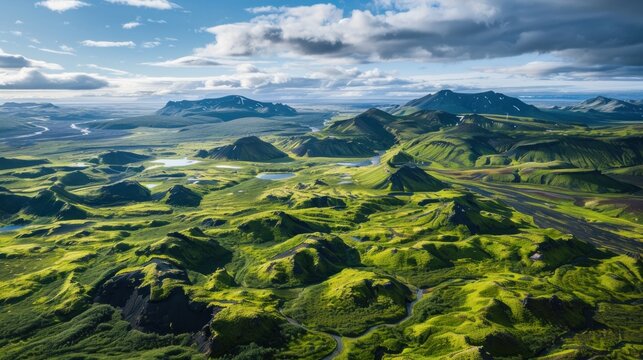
[325,108,397,148]
[393,90,542,117]
[0,102,111,121]
[199,136,289,162]
[564,96,643,115]
[156,95,297,119]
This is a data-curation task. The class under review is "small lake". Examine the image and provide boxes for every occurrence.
[144,183,160,189]
[0,225,25,233]
[256,172,296,180]
[215,165,243,169]
[148,158,201,170]
[336,153,381,167]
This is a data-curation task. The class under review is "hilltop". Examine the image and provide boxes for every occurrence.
[198,136,289,162]
[564,96,643,116]
[156,95,297,120]
[393,90,542,117]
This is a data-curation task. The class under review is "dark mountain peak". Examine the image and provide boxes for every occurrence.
[566,95,643,114]
[396,90,541,117]
[157,95,297,119]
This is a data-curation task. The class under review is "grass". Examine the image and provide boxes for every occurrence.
[0,108,640,359]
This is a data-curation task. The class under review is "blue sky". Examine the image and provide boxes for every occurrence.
[0,0,642,103]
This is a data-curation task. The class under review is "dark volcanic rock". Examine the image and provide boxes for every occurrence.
[95,259,216,335]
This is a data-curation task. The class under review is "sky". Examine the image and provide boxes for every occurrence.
[0,0,642,104]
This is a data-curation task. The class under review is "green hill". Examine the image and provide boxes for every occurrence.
[403,124,513,167]
[505,136,642,169]
[493,168,640,193]
[163,185,202,207]
[240,233,360,287]
[95,150,151,165]
[58,171,99,186]
[236,211,331,243]
[288,136,373,157]
[0,157,49,170]
[387,165,447,192]
[325,108,396,148]
[283,268,412,336]
[199,136,288,162]
[136,231,231,274]
[90,180,151,205]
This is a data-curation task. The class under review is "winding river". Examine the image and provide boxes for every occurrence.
[281,288,425,359]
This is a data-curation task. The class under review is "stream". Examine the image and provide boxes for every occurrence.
[280,288,424,360]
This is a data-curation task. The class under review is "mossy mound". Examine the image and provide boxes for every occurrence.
[521,169,639,193]
[58,170,98,186]
[292,194,346,209]
[417,193,521,235]
[0,156,49,170]
[386,165,447,192]
[241,233,360,287]
[23,189,86,219]
[403,124,512,167]
[522,295,593,330]
[136,231,232,274]
[505,136,643,169]
[387,150,415,167]
[289,136,373,157]
[201,136,288,162]
[90,180,151,205]
[237,211,331,242]
[207,305,286,357]
[163,185,202,207]
[96,150,151,165]
[283,268,412,336]
[0,189,29,215]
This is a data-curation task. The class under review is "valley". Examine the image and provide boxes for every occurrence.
[0,91,641,359]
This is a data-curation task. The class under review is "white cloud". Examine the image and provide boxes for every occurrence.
[35,0,89,12]
[60,44,75,52]
[83,64,130,75]
[15,20,23,25]
[0,68,108,89]
[11,31,23,37]
[147,18,167,24]
[142,41,161,48]
[0,49,62,69]
[81,40,136,48]
[122,21,142,29]
[144,56,221,67]
[105,0,178,10]
[30,46,76,56]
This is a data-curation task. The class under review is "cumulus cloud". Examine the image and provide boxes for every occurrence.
[81,40,136,48]
[0,49,62,70]
[35,0,89,12]
[0,68,108,89]
[106,0,178,10]
[193,0,643,75]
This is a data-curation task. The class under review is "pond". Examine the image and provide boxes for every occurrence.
[336,153,381,167]
[148,158,201,170]
[215,165,243,169]
[0,225,25,233]
[256,172,296,180]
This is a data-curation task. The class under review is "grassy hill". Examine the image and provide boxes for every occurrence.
[199,136,289,162]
